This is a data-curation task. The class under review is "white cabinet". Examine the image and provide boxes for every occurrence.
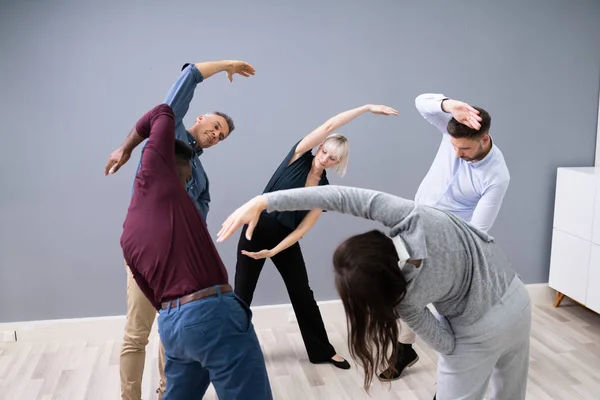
[586,245,600,312]
[552,168,596,241]
[593,184,600,244]
[548,229,591,304]
[548,167,600,313]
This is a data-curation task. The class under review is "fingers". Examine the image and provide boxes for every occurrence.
[217,214,235,241]
[468,108,482,121]
[373,105,398,116]
[105,159,119,175]
[465,121,478,130]
[218,221,232,241]
[462,116,481,130]
[466,110,482,130]
[470,115,482,129]
[456,104,482,130]
[218,225,232,241]
[104,161,113,176]
[217,219,226,239]
[242,63,256,74]
[231,62,255,78]
[245,218,257,240]
[461,104,481,129]
[466,104,480,115]
[217,211,247,242]
[241,250,267,260]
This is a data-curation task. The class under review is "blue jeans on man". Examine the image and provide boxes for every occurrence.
[157,286,273,399]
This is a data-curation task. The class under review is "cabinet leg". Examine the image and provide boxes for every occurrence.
[553,292,565,307]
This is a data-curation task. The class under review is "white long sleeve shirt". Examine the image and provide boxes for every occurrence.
[413,93,510,233]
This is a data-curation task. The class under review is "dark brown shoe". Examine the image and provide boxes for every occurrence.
[378,342,419,381]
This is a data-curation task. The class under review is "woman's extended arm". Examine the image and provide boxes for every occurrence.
[240,209,322,260]
[217,185,417,243]
[291,105,398,162]
[264,185,415,228]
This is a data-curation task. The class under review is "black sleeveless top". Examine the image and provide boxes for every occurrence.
[262,140,329,231]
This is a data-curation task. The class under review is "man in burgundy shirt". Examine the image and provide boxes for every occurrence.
[117,103,272,400]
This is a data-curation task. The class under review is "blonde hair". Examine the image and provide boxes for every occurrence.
[322,133,349,177]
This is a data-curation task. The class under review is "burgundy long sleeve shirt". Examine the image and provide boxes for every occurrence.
[120,104,229,310]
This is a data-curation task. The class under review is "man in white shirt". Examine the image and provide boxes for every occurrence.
[379,93,510,382]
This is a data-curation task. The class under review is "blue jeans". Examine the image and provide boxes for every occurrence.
[157,287,273,400]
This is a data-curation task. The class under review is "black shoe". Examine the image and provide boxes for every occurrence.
[328,357,351,370]
[378,342,419,381]
[311,354,351,370]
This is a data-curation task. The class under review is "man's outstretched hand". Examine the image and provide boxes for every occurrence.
[105,146,131,175]
[225,61,255,82]
[442,99,482,130]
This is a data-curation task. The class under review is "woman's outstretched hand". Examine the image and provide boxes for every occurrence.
[367,105,398,116]
[241,249,274,260]
[217,195,268,242]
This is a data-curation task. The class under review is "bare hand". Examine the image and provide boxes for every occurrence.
[241,249,273,260]
[217,195,267,242]
[225,61,256,82]
[105,146,131,175]
[368,105,398,116]
[444,99,482,130]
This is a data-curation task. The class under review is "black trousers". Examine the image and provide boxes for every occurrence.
[234,213,336,363]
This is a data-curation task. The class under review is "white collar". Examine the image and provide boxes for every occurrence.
[391,235,410,270]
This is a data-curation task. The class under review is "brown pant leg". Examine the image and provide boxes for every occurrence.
[120,263,166,399]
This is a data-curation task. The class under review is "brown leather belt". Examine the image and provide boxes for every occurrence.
[161,284,233,310]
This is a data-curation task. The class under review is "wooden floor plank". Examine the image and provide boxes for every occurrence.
[1,295,599,399]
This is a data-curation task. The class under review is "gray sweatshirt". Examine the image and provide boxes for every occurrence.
[263,185,516,355]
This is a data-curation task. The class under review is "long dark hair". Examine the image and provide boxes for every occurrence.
[333,229,408,391]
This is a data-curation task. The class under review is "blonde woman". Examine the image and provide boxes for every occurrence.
[234,104,397,369]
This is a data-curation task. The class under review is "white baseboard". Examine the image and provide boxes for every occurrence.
[526,282,557,305]
[0,300,346,343]
[0,284,555,343]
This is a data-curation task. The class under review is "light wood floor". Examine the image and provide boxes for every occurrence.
[1,290,600,400]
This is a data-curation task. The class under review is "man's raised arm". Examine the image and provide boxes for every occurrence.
[134,104,176,170]
[415,93,453,134]
[163,63,204,135]
[415,93,482,134]
[164,60,255,139]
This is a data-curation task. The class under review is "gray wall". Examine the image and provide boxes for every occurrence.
[1,0,599,323]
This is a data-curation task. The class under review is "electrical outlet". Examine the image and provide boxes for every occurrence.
[1,331,16,342]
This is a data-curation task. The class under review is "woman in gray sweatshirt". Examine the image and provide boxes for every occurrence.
[217,185,531,400]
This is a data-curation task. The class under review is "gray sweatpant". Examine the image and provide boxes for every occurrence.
[436,276,532,400]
